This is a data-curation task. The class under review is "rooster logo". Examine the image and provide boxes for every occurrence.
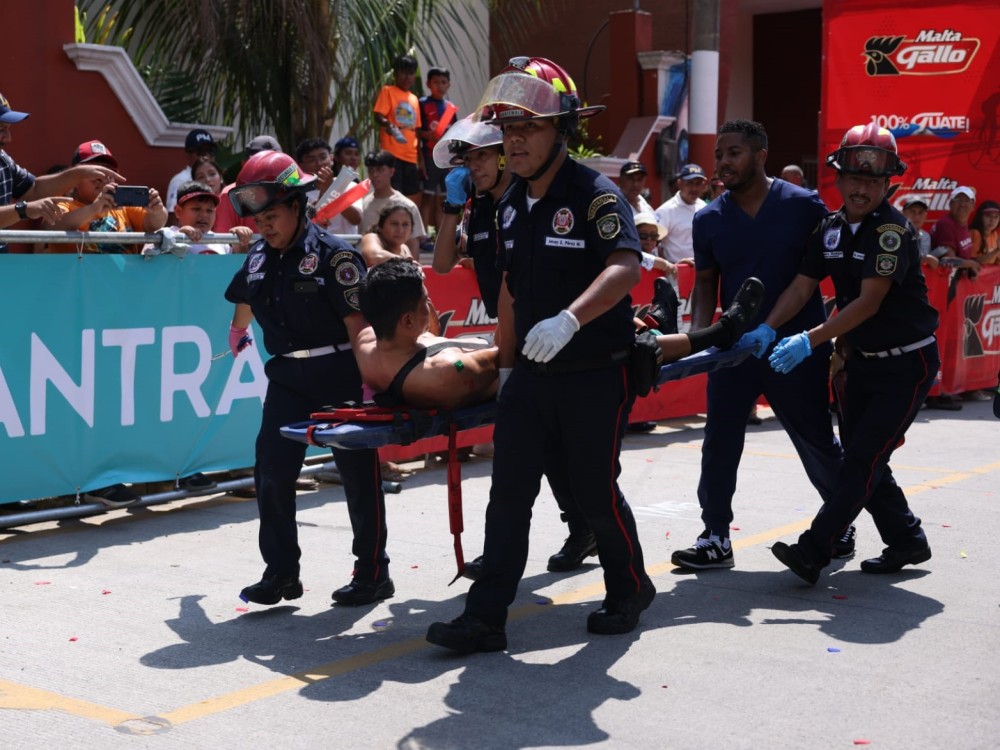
[864,36,905,76]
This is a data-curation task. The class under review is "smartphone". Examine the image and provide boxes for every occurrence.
[114,185,150,207]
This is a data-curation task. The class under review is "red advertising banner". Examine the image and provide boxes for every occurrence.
[820,0,1000,217]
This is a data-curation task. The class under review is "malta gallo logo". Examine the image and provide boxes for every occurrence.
[863,29,980,76]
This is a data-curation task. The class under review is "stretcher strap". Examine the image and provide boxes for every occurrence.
[446,421,467,584]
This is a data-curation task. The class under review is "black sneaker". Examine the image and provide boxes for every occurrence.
[547,531,599,572]
[240,574,303,605]
[831,524,857,559]
[178,472,217,492]
[331,577,395,606]
[671,531,734,570]
[646,277,680,333]
[84,484,138,508]
[426,614,507,653]
[587,578,656,635]
[771,541,822,585]
[860,544,931,574]
[718,277,766,346]
[463,556,484,581]
[925,395,963,411]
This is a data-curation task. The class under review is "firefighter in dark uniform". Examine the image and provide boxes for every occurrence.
[427,57,654,653]
[760,123,938,583]
[431,115,598,578]
[224,150,392,606]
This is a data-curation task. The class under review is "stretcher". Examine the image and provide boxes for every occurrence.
[279,343,753,581]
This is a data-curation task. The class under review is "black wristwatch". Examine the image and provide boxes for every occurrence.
[442,203,464,215]
[14,200,29,220]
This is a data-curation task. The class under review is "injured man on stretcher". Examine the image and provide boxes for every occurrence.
[354,258,764,410]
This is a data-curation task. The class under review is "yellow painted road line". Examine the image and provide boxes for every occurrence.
[5,457,1000,730]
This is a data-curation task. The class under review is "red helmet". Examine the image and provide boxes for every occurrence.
[826,123,907,177]
[229,150,316,217]
[476,56,604,129]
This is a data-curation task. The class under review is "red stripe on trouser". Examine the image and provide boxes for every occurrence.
[607,365,642,593]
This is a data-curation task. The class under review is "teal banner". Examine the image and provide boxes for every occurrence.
[0,255,270,504]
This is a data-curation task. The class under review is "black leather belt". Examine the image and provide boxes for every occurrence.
[517,349,629,376]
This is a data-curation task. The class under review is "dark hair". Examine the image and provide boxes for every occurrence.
[377,201,415,232]
[295,137,331,164]
[970,200,1000,234]
[191,156,223,186]
[718,119,768,152]
[360,258,425,339]
[364,150,395,168]
[427,66,450,81]
[393,55,418,74]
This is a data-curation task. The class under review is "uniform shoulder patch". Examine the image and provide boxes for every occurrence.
[344,288,361,310]
[330,250,356,267]
[876,253,898,276]
[596,214,621,240]
[334,260,360,286]
[587,193,617,220]
[876,223,905,252]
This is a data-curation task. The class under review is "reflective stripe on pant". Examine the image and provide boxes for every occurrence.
[466,363,649,626]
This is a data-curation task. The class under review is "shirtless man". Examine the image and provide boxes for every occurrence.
[355,258,764,409]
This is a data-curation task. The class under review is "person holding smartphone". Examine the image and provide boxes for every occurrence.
[45,140,166,253]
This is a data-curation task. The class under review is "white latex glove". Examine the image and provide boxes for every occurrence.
[521,310,580,363]
[497,367,512,399]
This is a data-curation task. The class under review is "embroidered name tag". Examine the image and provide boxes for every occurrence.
[545,236,585,248]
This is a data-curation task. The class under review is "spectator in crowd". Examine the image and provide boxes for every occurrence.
[154,180,252,255]
[224,150,391,607]
[655,163,707,265]
[360,150,426,255]
[360,201,419,267]
[215,135,282,234]
[634,211,676,278]
[971,199,1000,265]
[709,176,726,201]
[417,66,458,234]
[1,93,124,251]
[672,119,845,571]
[619,161,655,216]
[780,164,805,187]
[192,156,224,195]
[47,140,167,253]
[333,136,362,175]
[766,123,936,584]
[902,197,938,269]
[165,128,216,216]
[296,136,363,233]
[373,54,423,205]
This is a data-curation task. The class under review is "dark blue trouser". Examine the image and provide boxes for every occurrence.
[255,355,387,581]
[698,343,843,536]
[466,363,650,627]
[798,343,938,564]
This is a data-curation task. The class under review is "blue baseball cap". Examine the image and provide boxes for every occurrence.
[334,136,360,154]
[677,164,706,181]
[0,92,29,124]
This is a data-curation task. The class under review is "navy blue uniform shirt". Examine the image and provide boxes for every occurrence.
[799,199,938,351]
[694,178,829,337]
[224,221,366,355]
[498,156,640,362]
[466,189,504,319]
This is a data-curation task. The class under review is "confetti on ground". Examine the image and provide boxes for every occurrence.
[960,551,967,558]
[534,598,550,605]
[34,581,52,586]
[942,524,951,528]
[853,740,871,745]
[731,526,741,531]
[410,564,419,569]
[827,647,841,653]
[69,637,78,642]
[832,594,848,600]
[101,590,112,595]
[235,607,248,613]
[664,530,670,539]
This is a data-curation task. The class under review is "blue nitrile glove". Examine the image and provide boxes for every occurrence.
[522,310,580,363]
[769,332,812,374]
[445,166,472,207]
[737,323,776,358]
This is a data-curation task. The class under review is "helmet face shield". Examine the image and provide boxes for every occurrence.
[229,183,290,217]
[432,114,504,168]
[828,146,904,177]
[476,73,563,123]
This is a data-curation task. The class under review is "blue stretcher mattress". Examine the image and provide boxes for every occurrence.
[280,343,753,450]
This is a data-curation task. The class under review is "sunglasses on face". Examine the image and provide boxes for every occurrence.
[637,232,660,241]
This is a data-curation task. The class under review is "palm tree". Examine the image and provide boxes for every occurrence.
[78,0,542,151]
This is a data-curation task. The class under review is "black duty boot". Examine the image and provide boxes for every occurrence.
[547,531,598,572]
[331,577,395,605]
[587,579,656,635]
[240,574,304,605]
[426,614,507,653]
